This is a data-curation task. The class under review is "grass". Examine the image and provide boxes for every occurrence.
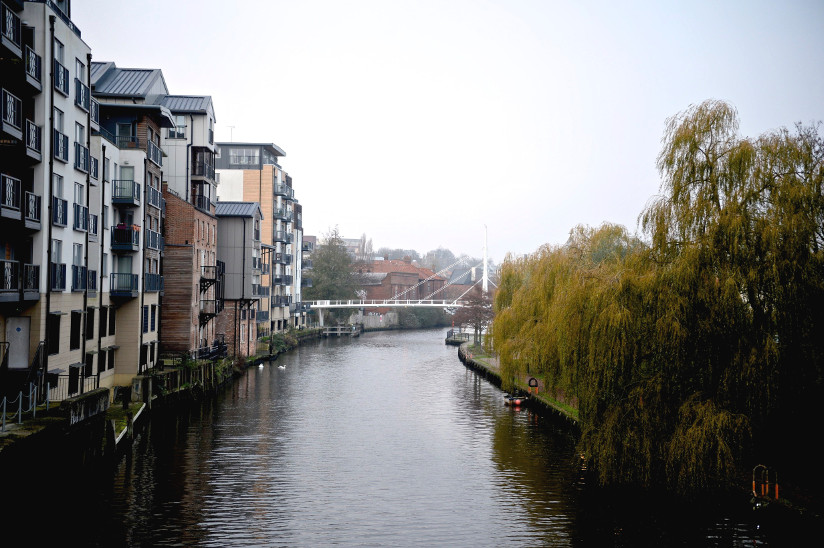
[105,402,144,436]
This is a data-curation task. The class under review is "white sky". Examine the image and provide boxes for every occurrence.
[72,0,824,263]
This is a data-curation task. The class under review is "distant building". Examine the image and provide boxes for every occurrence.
[215,142,306,333]
[355,258,446,312]
[214,202,262,358]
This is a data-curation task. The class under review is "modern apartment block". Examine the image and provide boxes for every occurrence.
[214,201,262,358]
[215,143,306,334]
[1,0,104,398]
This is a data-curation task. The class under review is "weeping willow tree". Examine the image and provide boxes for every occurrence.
[492,100,824,492]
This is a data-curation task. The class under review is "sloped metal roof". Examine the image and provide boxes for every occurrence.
[160,95,213,114]
[90,61,168,98]
[215,201,261,218]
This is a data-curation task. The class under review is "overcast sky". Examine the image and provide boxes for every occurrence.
[72,0,823,263]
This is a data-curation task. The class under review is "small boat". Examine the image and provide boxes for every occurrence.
[504,394,527,406]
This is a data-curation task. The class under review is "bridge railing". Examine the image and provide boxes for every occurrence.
[309,299,464,308]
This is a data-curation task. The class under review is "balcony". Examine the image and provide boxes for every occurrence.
[53,129,69,162]
[50,262,66,292]
[147,185,162,209]
[116,135,139,149]
[1,2,21,58]
[302,241,314,252]
[53,59,69,96]
[90,98,99,130]
[112,179,140,207]
[74,78,90,112]
[111,225,140,252]
[261,263,270,274]
[274,252,293,265]
[23,191,40,230]
[253,284,269,297]
[74,142,89,173]
[71,265,87,292]
[302,277,313,288]
[24,46,42,92]
[72,203,88,232]
[147,140,162,167]
[274,207,293,222]
[193,193,211,213]
[283,275,293,286]
[192,160,215,180]
[302,258,312,269]
[0,261,39,303]
[274,182,292,198]
[199,299,220,325]
[273,295,291,307]
[144,273,163,292]
[51,197,68,227]
[1,88,22,140]
[1,173,20,219]
[25,120,41,162]
[145,229,163,251]
[256,310,269,323]
[200,263,225,292]
[252,256,261,271]
[273,230,292,244]
[110,273,139,298]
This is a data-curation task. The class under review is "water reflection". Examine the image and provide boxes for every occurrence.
[5,329,776,546]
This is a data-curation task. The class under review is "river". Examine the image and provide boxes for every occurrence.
[12,329,782,546]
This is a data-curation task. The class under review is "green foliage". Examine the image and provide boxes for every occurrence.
[304,226,357,301]
[491,100,824,493]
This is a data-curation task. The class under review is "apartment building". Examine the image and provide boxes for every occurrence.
[215,143,306,334]
[214,201,262,358]
[1,0,105,398]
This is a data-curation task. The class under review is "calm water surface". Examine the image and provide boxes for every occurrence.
[21,329,778,546]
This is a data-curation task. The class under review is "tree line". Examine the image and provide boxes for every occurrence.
[491,100,824,493]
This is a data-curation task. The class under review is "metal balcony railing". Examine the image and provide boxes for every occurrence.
[87,269,97,294]
[111,225,141,251]
[145,229,163,251]
[116,135,139,149]
[90,156,99,180]
[74,78,90,112]
[53,130,69,162]
[74,142,89,173]
[145,273,164,292]
[1,173,20,211]
[88,213,98,240]
[112,179,140,206]
[1,88,22,137]
[24,264,39,293]
[192,160,215,180]
[71,265,87,291]
[1,3,22,56]
[24,192,40,224]
[50,262,66,291]
[26,120,41,156]
[147,140,162,167]
[90,98,99,127]
[52,197,67,226]
[147,185,162,209]
[72,203,88,231]
[53,59,69,96]
[0,259,18,292]
[193,193,210,212]
[110,273,139,296]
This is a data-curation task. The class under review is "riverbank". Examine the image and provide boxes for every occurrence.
[456,342,579,425]
[0,328,324,468]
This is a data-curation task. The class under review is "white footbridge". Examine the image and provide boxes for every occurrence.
[307,228,495,326]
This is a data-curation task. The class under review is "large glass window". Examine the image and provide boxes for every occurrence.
[168,115,186,139]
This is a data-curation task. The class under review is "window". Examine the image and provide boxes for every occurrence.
[107,348,115,371]
[73,243,83,266]
[108,306,116,336]
[53,38,64,64]
[54,108,64,133]
[102,252,108,276]
[151,305,157,331]
[74,182,84,206]
[86,307,95,341]
[84,353,93,377]
[99,350,107,372]
[169,115,186,139]
[52,239,62,263]
[142,305,149,333]
[99,306,108,337]
[75,122,85,145]
[47,313,60,355]
[70,310,81,350]
[240,323,245,343]
[75,58,85,83]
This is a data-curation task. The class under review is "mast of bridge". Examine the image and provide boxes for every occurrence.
[483,225,489,294]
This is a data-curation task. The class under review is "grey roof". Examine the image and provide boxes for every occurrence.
[215,201,262,218]
[90,61,169,99]
[160,95,215,117]
[215,142,286,157]
[448,269,473,285]
[357,272,388,285]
